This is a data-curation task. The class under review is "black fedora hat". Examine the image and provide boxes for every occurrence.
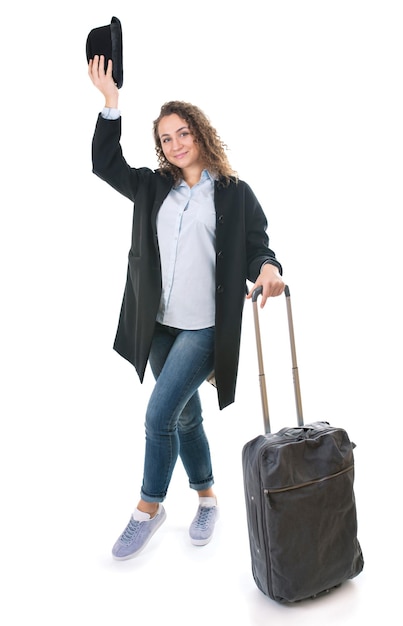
[86,16,123,88]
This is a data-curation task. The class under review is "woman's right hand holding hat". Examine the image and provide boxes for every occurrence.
[88,55,119,109]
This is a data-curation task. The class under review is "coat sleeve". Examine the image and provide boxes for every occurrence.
[91,114,153,202]
[243,182,282,281]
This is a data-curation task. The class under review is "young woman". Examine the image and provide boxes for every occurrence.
[88,55,285,560]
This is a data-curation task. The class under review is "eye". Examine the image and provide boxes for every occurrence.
[180,131,190,138]
[162,137,171,143]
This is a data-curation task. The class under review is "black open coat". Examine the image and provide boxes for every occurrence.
[91,114,282,409]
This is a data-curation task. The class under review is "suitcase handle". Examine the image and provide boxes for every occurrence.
[251,285,304,433]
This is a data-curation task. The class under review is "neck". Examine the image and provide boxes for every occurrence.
[182,165,204,188]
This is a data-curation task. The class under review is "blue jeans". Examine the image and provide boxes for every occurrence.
[140,323,216,503]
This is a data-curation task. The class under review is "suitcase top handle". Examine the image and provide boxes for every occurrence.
[251,284,304,433]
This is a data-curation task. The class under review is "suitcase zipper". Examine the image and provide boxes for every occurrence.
[264,464,354,505]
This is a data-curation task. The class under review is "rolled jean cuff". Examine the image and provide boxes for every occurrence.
[189,478,215,492]
[140,489,165,504]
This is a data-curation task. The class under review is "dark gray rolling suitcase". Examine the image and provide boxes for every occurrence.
[242,286,364,603]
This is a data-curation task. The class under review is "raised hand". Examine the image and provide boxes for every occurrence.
[88,55,119,108]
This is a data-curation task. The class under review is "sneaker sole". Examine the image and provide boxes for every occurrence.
[112,509,167,560]
[190,536,213,546]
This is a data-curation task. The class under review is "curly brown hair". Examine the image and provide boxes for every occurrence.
[153,101,238,186]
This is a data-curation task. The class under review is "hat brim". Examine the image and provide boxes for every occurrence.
[110,17,123,89]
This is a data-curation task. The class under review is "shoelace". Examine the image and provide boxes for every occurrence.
[120,518,141,545]
[194,506,215,530]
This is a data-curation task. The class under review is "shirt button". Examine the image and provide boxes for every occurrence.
[217,285,224,293]
[217,250,224,260]
[218,214,224,224]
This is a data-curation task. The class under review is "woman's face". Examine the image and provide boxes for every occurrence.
[158,113,203,172]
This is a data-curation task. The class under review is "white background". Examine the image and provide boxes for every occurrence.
[1,1,402,624]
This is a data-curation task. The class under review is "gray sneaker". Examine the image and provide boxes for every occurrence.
[189,502,219,546]
[112,505,167,560]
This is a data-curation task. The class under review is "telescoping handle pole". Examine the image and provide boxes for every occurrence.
[252,285,304,434]
[251,287,270,433]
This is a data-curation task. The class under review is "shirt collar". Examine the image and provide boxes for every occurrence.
[176,169,215,188]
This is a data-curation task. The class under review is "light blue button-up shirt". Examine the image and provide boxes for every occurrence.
[156,170,216,329]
